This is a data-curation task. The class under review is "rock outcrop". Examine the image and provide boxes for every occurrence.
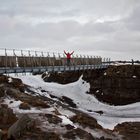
[0,104,17,129]
[0,65,140,139]
[8,114,35,139]
[19,102,31,110]
[43,65,140,105]
[114,122,140,140]
[86,65,140,105]
[70,113,102,129]
[42,71,82,84]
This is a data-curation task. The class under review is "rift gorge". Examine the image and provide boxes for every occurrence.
[0,63,140,140]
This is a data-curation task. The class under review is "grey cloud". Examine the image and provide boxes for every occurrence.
[0,0,136,19]
[0,0,139,60]
[124,5,140,31]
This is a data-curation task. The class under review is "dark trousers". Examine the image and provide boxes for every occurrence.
[67,58,70,66]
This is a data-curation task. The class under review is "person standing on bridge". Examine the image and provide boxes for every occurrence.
[64,50,74,66]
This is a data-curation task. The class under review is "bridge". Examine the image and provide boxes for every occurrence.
[0,48,111,74]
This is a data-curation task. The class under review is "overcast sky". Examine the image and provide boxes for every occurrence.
[0,0,140,60]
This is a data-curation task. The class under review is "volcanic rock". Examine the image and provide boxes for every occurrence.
[19,102,31,110]
[8,114,35,139]
[114,122,140,140]
[0,104,17,129]
[70,113,102,129]
[45,114,62,124]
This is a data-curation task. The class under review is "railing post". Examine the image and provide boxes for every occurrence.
[83,55,85,70]
[28,50,32,70]
[13,49,16,56]
[5,48,7,74]
[93,56,95,69]
[21,50,25,74]
[85,55,87,69]
[35,51,37,57]
[58,53,61,65]
[53,52,55,72]
[13,49,18,68]
[76,54,79,66]
[63,53,65,67]
[12,49,15,68]
[102,58,105,68]
[21,50,24,67]
[13,49,15,68]
[85,55,88,70]
[90,56,92,70]
[98,56,100,68]
[39,52,42,67]
[74,59,76,71]
[106,58,108,67]
[97,56,99,69]
[95,56,97,69]
[71,54,74,66]
[80,55,82,70]
[109,58,111,65]
[34,51,37,67]
[79,54,81,70]
[58,53,61,71]
[91,56,93,69]
[47,52,50,66]
[87,55,89,69]
[41,52,44,57]
[99,56,101,69]
[35,51,39,67]
[41,51,44,67]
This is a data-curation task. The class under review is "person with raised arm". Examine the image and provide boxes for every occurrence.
[64,50,74,66]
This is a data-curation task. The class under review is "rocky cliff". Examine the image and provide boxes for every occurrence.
[0,75,119,140]
[43,65,140,105]
[85,65,140,105]
[0,65,140,140]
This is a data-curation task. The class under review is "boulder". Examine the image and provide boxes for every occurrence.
[8,114,35,139]
[0,104,17,129]
[30,99,50,108]
[10,78,25,92]
[22,97,50,108]
[61,96,77,108]
[114,122,140,140]
[63,128,95,140]
[45,114,62,124]
[0,75,8,84]
[0,86,5,98]
[70,113,102,129]
[5,88,21,100]
[19,102,31,110]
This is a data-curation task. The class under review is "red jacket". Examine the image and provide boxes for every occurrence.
[64,51,74,59]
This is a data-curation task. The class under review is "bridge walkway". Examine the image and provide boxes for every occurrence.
[0,48,110,74]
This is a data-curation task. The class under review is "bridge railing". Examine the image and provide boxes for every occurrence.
[0,48,110,69]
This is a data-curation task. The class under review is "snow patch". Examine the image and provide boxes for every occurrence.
[133,75,137,78]
[59,115,76,128]
[11,74,140,130]
[8,78,13,83]
[4,98,42,114]
[104,72,107,75]
[96,90,100,93]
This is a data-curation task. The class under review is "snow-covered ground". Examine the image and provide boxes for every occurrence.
[10,74,140,130]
